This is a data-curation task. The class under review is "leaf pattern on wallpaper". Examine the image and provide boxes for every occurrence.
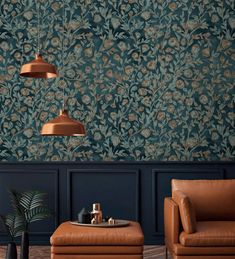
[0,0,234,161]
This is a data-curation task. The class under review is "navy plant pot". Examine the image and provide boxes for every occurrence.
[20,231,29,259]
[6,242,17,259]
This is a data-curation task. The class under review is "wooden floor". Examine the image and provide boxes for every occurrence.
[0,246,170,258]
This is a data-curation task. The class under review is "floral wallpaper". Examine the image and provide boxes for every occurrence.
[0,0,234,161]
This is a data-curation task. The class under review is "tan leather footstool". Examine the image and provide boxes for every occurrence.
[50,221,144,259]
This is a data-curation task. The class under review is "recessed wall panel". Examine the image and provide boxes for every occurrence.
[0,170,58,236]
[67,169,140,221]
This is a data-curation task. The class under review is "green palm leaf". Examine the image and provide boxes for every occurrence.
[19,191,46,211]
[7,190,52,233]
[5,214,25,238]
[25,207,51,223]
[9,190,24,215]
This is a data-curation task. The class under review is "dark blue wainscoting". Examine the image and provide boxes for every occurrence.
[0,161,234,245]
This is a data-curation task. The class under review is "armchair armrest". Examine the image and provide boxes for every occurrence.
[164,197,180,247]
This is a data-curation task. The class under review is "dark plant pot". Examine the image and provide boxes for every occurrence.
[6,242,17,259]
[20,231,29,259]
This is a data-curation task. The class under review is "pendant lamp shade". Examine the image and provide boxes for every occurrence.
[41,109,85,136]
[20,54,58,79]
[40,0,85,137]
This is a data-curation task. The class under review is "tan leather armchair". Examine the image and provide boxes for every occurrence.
[164,179,235,259]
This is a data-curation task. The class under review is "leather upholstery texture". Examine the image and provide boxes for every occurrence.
[51,246,143,254]
[51,255,143,259]
[172,191,196,234]
[165,179,235,258]
[180,221,235,247]
[173,256,235,259]
[51,221,144,246]
[51,221,144,258]
[164,198,180,246]
[172,179,235,221]
[173,244,235,255]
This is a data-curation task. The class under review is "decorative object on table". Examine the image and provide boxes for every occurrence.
[104,216,111,222]
[108,217,115,225]
[91,203,103,224]
[72,203,129,227]
[40,0,85,136]
[8,190,52,259]
[0,214,24,259]
[91,218,97,224]
[20,0,57,78]
[78,208,91,224]
[70,219,129,228]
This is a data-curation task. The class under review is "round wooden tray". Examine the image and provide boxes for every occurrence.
[70,219,129,228]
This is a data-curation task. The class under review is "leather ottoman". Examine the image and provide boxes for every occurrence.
[50,221,144,259]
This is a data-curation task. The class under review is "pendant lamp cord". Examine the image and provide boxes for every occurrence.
[62,0,65,109]
[37,0,40,54]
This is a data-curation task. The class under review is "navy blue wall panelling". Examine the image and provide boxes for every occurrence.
[0,162,234,245]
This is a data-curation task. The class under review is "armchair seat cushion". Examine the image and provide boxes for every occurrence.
[180,221,235,247]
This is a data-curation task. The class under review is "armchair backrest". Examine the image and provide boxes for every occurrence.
[172,179,235,221]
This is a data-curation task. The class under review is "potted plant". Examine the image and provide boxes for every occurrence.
[0,190,51,259]
[0,213,25,259]
[9,190,51,259]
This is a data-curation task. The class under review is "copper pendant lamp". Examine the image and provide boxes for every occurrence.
[20,53,57,78]
[20,1,58,78]
[40,0,85,136]
[41,109,85,136]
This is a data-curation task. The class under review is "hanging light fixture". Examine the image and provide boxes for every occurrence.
[40,0,85,136]
[20,1,58,78]
[40,109,85,136]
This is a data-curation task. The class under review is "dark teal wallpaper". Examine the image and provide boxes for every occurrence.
[0,0,234,161]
